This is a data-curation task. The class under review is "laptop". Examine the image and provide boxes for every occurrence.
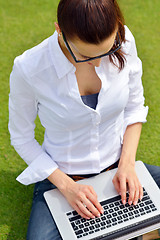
[44,161,160,240]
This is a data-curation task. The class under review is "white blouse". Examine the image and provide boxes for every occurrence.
[8,26,148,185]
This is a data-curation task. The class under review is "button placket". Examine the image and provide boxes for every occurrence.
[90,112,101,171]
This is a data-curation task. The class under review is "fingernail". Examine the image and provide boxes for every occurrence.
[129,201,132,205]
[101,208,104,214]
[134,201,137,205]
[97,213,101,217]
[122,200,126,205]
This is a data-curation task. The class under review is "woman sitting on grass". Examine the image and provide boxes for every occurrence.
[9,0,160,239]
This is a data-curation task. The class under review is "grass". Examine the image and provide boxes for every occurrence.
[0,0,160,239]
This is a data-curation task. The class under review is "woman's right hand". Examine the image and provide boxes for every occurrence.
[60,181,104,219]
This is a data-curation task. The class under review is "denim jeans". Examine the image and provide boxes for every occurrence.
[26,163,160,240]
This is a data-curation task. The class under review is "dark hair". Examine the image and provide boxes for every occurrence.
[57,0,126,70]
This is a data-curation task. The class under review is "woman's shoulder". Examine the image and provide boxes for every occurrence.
[13,33,56,80]
[122,25,136,54]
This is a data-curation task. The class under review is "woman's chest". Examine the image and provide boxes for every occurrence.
[75,66,102,96]
[36,68,130,132]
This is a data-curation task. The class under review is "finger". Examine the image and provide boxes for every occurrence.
[128,181,135,205]
[88,186,104,214]
[73,204,91,219]
[133,184,139,205]
[112,176,121,195]
[119,177,127,205]
[84,195,102,217]
[77,201,96,219]
[139,185,143,201]
[88,185,98,198]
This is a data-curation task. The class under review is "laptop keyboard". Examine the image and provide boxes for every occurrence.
[66,188,157,239]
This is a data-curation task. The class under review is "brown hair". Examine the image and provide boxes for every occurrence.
[57,0,126,70]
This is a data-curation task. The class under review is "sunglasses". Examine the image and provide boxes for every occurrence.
[62,31,121,63]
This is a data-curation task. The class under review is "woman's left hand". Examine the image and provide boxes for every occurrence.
[112,163,143,205]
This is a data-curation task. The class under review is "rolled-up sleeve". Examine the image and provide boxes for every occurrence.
[8,58,58,185]
[123,28,148,136]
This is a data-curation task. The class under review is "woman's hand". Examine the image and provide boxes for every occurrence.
[112,163,143,205]
[60,181,104,219]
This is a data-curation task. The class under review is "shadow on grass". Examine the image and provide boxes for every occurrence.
[0,170,34,240]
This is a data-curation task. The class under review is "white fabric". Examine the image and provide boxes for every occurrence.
[8,26,148,185]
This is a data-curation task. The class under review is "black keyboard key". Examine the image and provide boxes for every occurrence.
[114,207,119,211]
[128,212,134,216]
[81,218,86,223]
[101,196,121,206]
[79,224,84,229]
[89,226,95,231]
[106,220,111,224]
[118,210,123,215]
[83,233,88,236]
[145,200,152,205]
[113,212,117,217]
[90,220,95,225]
[111,218,117,223]
[139,208,145,213]
[120,204,125,209]
[104,210,108,215]
[112,222,118,226]
[75,230,83,236]
[139,202,145,207]
[89,231,94,235]
[95,223,100,228]
[72,211,78,216]
[77,235,83,239]
[152,208,157,212]
[67,212,72,216]
[118,220,123,224]
[84,222,90,227]
[95,229,100,232]
[100,222,106,226]
[142,196,150,202]
[109,209,114,213]
[134,205,139,209]
[124,218,129,222]
[107,224,112,228]
[150,204,156,209]
[146,210,151,213]
[84,227,89,233]
[109,203,114,208]
[72,225,78,231]
[101,226,106,230]
[69,215,81,222]
[96,218,101,223]
[123,208,129,213]
[144,206,150,211]
[122,214,128,219]
[129,206,134,211]
[101,216,106,221]
[115,201,120,206]
[133,210,139,215]
[104,205,109,210]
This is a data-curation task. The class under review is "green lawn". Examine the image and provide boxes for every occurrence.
[0,0,160,239]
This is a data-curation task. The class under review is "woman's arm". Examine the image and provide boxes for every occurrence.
[112,122,144,205]
[48,169,104,219]
[9,58,58,185]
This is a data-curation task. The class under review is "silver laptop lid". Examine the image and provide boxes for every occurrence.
[44,161,160,240]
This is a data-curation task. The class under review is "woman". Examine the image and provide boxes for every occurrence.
[9,0,160,239]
